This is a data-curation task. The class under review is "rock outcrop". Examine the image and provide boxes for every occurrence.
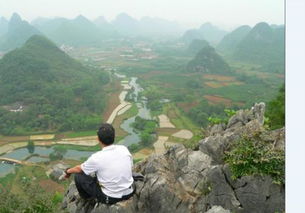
[63,103,284,213]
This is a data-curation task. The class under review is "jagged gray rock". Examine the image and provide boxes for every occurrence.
[62,103,284,213]
[46,162,69,181]
[205,206,230,213]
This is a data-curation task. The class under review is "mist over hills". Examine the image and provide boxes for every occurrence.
[182,22,228,45]
[94,16,117,34]
[0,13,41,51]
[217,25,251,52]
[233,22,284,73]
[0,17,8,36]
[0,13,284,75]
[187,39,210,55]
[107,13,184,37]
[32,15,106,46]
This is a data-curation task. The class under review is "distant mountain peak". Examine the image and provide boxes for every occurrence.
[217,25,251,52]
[74,15,91,23]
[200,22,213,28]
[0,13,41,51]
[187,45,231,73]
[10,12,22,23]
[182,22,227,45]
[24,35,57,49]
[254,22,270,27]
[115,13,137,22]
[75,15,87,20]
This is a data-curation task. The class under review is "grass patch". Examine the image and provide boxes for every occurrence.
[163,103,199,131]
[65,130,97,138]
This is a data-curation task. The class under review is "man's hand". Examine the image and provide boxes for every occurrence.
[64,168,71,179]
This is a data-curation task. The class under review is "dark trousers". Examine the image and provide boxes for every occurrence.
[74,172,134,205]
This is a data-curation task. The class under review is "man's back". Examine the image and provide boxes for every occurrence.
[81,144,134,198]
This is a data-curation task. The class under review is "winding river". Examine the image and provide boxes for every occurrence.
[118,77,151,146]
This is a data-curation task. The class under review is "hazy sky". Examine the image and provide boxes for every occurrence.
[0,0,284,29]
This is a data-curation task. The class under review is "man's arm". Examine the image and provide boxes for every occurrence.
[65,165,82,178]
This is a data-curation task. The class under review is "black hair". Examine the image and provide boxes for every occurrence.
[97,123,115,145]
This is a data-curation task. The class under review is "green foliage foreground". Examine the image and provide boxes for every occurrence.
[266,84,285,130]
[0,182,64,213]
[224,135,284,184]
[128,116,157,153]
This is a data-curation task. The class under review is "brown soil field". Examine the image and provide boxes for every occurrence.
[181,73,202,77]
[112,115,129,139]
[156,128,179,136]
[177,101,199,112]
[204,95,245,107]
[222,81,244,86]
[204,81,224,88]
[204,81,244,88]
[0,136,29,144]
[275,74,285,79]
[39,179,65,193]
[102,81,122,122]
[204,95,233,106]
[203,74,236,81]
[133,148,153,159]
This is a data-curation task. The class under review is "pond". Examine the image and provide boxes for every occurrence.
[0,146,94,177]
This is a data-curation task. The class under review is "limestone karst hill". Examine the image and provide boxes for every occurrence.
[62,103,284,213]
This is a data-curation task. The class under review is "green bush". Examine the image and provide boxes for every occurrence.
[266,84,285,130]
[0,182,64,213]
[207,109,236,125]
[224,136,284,184]
[27,140,35,154]
[49,146,67,161]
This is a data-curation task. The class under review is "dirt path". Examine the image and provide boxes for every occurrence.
[158,114,175,128]
[106,89,132,124]
[30,134,55,140]
[172,129,193,139]
[153,136,177,155]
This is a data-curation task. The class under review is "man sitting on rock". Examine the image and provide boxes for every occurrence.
[64,123,135,204]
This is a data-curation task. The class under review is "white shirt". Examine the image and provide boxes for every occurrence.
[81,145,134,198]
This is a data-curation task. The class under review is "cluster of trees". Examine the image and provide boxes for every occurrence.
[142,86,163,112]
[225,135,284,184]
[187,46,231,73]
[49,146,68,161]
[188,100,227,127]
[266,85,285,129]
[128,116,157,153]
[0,177,63,213]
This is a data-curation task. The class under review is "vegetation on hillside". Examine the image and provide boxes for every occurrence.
[266,84,285,129]
[128,116,157,153]
[0,35,109,135]
[233,23,284,73]
[0,182,64,213]
[187,46,231,73]
[225,134,284,184]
